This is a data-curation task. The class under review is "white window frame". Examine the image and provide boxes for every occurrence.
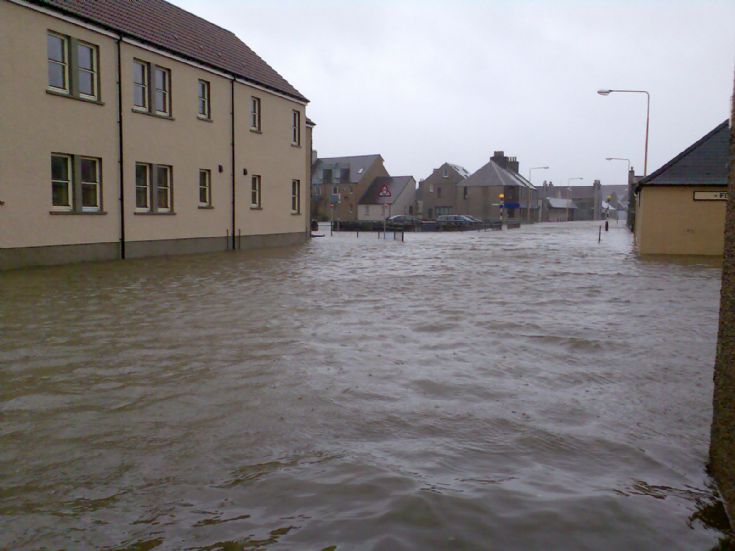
[291,179,301,213]
[291,110,301,146]
[135,162,150,211]
[153,67,171,116]
[133,60,149,110]
[250,96,261,131]
[197,79,210,119]
[76,41,98,100]
[251,175,261,208]
[156,165,171,212]
[199,169,211,207]
[51,154,72,210]
[47,32,69,94]
[79,156,100,211]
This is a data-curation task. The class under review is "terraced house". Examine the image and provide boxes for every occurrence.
[0,0,312,270]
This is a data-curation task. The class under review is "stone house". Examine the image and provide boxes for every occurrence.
[0,0,312,270]
[417,162,469,219]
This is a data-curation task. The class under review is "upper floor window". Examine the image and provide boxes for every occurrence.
[133,61,171,117]
[442,167,449,178]
[154,67,171,115]
[47,32,99,101]
[291,110,301,146]
[437,186,442,199]
[429,183,434,193]
[250,97,261,131]
[198,80,210,119]
[51,154,102,212]
[463,186,468,199]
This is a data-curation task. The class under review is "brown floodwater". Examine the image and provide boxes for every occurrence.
[0,221,728,550]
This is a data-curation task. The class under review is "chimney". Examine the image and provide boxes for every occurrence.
[491,150,508,169]
[508,156,519,174]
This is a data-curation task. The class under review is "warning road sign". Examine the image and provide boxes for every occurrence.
[378,184,392,198]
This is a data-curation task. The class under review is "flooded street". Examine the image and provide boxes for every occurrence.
[0,221,726,550]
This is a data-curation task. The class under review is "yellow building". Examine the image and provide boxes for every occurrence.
[635,120,729,256]
[0,0,312,270]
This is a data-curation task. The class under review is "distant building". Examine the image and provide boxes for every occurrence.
[417,162,469,219]
[458,151,536,222]
[635,120,729,255]
[358,176,416,221]
[544,197,577,222]
[311,154,388,221]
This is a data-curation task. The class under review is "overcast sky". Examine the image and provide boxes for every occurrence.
[174,0,734,187]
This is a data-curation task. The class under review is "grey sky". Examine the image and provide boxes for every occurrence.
[173,0,734,187]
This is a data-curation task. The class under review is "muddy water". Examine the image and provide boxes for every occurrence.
[0,221,726,549]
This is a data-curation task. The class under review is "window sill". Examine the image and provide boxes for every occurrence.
[198,205,214,209]
[291,212,302,216]
[197,116,213,123]
[134,211,176,215]
[291,143,302,148]
[132,108,174,121]
[250,206,262,210]
[46,89,104,105]
[250,128,262,134]
[50,210,107,215]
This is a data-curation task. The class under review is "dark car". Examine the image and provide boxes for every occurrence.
[436,214,476,231]
[385,215,422,230]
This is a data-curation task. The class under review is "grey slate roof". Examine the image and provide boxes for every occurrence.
[446,163,470,178]
[462,159,535,189]
[311,154,382,185]
[360,176,415,205]
[546,198,577,209]
[37,0,307,101]
[637,120,729,190]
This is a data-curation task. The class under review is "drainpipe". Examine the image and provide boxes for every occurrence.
[230,78,236,250]
[116,37,126,259]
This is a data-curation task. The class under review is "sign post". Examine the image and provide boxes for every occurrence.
[498,193,505,229]
[379,184,392,239]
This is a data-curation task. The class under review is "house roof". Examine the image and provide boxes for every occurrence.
[311,154,382,185]
[36,0,307,102]
[446,163,470,178]
[636,120,729,190]
[360,176,415,205]
[463,159,535,189]
[546,197,577,209]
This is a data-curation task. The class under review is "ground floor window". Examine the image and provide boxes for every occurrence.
[135,162,173,213]
[291,179,300,213]
[199,169,211,207]
[51,153,102,212]
[251,175,261,208]
[436,206,452,216]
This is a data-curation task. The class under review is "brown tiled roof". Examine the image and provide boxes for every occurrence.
[36,0,307,102]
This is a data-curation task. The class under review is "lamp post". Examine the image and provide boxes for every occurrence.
[606,157,633,229]
[597,89,650,176]
[567,177,583,222]
[605,157,630,172]
[528,166,549,223]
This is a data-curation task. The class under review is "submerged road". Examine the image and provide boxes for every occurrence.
[0,221,727,549]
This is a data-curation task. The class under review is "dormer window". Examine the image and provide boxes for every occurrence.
[442,167,449,178]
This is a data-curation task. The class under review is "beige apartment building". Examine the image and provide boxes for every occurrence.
[0,0,312,270]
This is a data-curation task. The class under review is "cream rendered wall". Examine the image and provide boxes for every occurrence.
[120,43,231,243]
[234,82,308,236]
[0,1,120,248]
[636,186,726,255]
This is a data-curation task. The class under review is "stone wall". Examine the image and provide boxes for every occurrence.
[710,72,735,526]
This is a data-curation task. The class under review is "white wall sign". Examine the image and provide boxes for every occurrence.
[693,191,728,201]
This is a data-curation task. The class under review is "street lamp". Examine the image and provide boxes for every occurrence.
[527,166,549,223]
[605,157,631,172]
[606,157,633,228]
[597,89,650,175]
[566,177,583,222]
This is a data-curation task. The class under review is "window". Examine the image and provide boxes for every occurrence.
[154,67,170,115]
[199,169,211,206]
[322,168,332,184]
[250,97,261,131]
[442,167,449,178]
[77,42,98,99]
[133,61,148,109]
[429,183,434,193]
[198,80,210,119]
[51,154,71,208]
[291,110,301,146]
[291,179,300,213]
[135,162,173,213]
[51,154,102,212]
[47,32,99,101]
[47,33,68,92]
[463,186,468,199]
[363,205,369,215]
[133,61,171,116]
[437,186,442,199]
[251,175,261,208]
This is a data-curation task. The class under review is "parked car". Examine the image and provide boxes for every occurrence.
[436,214,476,231]
[385,215,422,230]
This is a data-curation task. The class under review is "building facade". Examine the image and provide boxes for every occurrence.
[358,176,416,221]
[0,0,311,270]
[417,162,469,219]
[635,120,729,255]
